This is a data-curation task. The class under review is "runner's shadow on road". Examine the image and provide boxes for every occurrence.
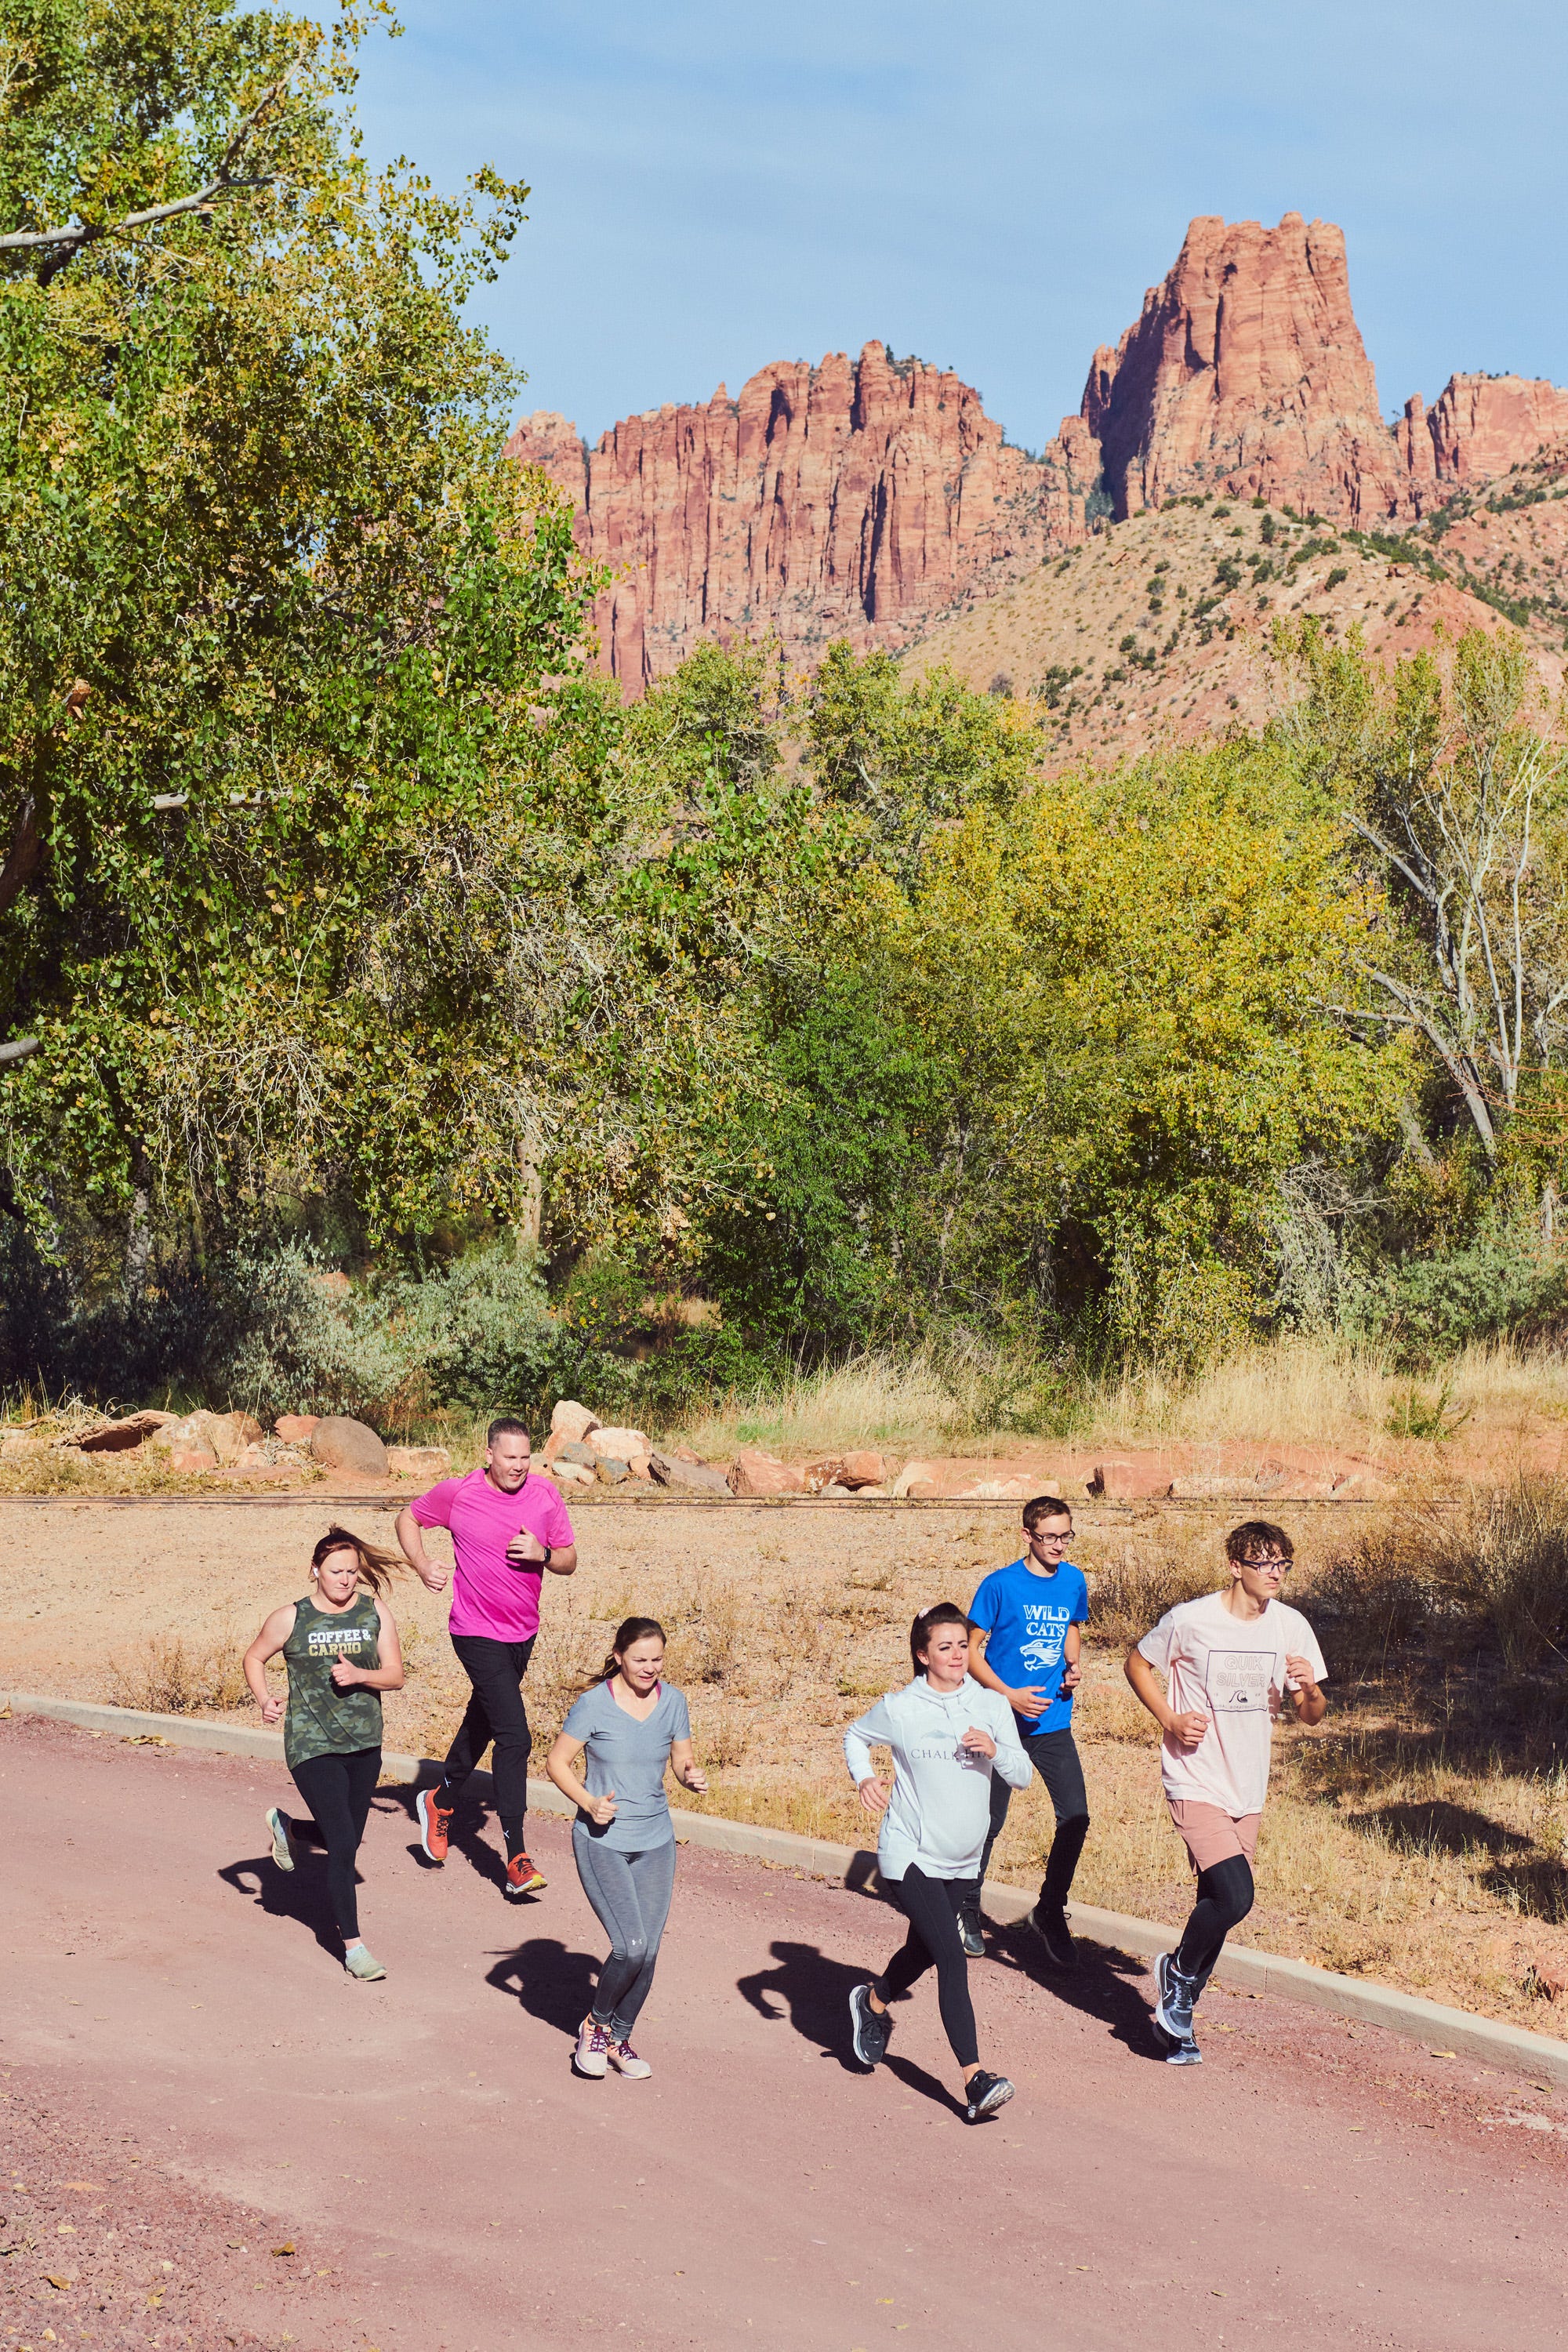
[216,1849,346,1961]
[486,1936,600,2040]
[985,1922,1161,2059]
[736,1939,961,2115]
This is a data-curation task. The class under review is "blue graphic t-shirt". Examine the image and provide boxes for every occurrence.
[968,1558,1090,1735]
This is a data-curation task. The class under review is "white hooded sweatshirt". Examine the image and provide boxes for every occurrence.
[844,1673,1032,1882]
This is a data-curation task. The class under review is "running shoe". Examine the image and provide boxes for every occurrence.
[1160,2029,1203,2067]
[608,2038,652,2079]
[848,1984,891,2069]
[416,1786,453,1864]
[264,1806,296,1872]
[505,1852,547,1897]
[1154,1951,1200,2046]
[343,1946,387,1981]
[1026,1903,1079,1971]
[964,2070,1015,2123]
[574,2020,609,2078]
[958,1910,985,1958]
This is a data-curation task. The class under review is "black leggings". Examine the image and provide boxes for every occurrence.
[1174,1854,1255,1986]
[289,1747,381,1940]
[875,1867,979,2069]
[974,1726,1090,1915]
[440,1633,537,1857]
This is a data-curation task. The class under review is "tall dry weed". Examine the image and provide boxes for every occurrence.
[1312,1473,1568,1676]
[107,1633,250,1715]
[1086,1548,1218,1650]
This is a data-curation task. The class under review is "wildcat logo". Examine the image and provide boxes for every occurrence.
[1018,1637,1064,1672]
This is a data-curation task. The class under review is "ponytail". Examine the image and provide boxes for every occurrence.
[311,1524,401,1599]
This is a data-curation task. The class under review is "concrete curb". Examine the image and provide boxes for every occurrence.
[7,1687,1567,2088]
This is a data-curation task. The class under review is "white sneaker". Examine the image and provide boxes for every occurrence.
[608,2038,652,2079]
[265,1807,296,1871]
[574,2020,609,2078]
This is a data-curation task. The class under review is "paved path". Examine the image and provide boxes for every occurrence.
[4,1715,1567,2351]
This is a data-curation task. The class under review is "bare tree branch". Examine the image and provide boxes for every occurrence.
[1,63,297,279]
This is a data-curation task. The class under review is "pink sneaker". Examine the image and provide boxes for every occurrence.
[608,2038,652,2079]
[573,2020,609,2078]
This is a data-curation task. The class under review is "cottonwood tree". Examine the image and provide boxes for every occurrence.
[0,0,585,1258]
[1282,622,1568,1164]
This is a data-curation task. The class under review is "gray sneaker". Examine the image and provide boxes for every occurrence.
[264,1807,296,1871]
[1155,1951,1200,2053]
[848,1984,891,2068]
[343,1945,387,1981]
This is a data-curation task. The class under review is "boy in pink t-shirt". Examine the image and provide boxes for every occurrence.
[1125,1520,1327,2063]
[395,1417,577,1896]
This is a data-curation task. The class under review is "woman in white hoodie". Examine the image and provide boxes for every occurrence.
[844,1602,1032,2122]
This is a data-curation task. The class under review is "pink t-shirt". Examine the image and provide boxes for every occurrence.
[409,1468,575,1642]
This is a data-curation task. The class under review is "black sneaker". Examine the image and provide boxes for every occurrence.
[848,1984,891,2068]
[964,2069,1014,2122]
[1027,1904,1078,1970]
[958,1910,985,1958]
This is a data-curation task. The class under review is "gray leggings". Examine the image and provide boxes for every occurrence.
[572,1826,677,2038]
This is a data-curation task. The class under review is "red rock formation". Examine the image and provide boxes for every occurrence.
[512,214,1568,691]
[1397,375,1568,505]
[506,347,1101,688]
[1080,212,1408,524]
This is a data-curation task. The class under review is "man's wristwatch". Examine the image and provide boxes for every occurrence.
[542,1544,553,1568]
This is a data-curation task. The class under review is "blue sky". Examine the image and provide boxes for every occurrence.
[350,1,1568,454]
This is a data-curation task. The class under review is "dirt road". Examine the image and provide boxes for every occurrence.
[4,1715,1566,2351]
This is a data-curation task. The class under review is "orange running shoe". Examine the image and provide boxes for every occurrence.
[416,1786,454,1864]
[506,1851,546,1897]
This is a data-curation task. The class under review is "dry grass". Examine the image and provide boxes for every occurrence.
[107,1632,252,1716]
[1077,1334,1568,1451]
[664,1331,1568,1462]
[677,1354,959,1461]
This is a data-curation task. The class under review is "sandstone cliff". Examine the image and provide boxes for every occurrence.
[1081,212,1409,523]
[513,215,1568,688]
[506,347,1102,688]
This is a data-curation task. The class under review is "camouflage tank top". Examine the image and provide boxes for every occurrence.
[281,1590,383,1767]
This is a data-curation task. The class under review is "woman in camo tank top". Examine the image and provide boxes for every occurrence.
[243,1526,406,1980]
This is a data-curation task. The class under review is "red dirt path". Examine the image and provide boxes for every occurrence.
[4,1715,1568,2351]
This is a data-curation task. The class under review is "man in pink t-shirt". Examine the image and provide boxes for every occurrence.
[395,1417,577,1896]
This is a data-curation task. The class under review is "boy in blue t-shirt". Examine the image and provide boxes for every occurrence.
[965,1494,1090,1969]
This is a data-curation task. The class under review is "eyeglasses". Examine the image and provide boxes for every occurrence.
[1030,1531,1072,1548]
[1240,1556,1292,1575]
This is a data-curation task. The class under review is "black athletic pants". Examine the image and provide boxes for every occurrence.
[970,1726,1089,1918]
[874,1867,980,2070]
[1174,1856,1255,1987]
[289,1746,381,1941]
[438,1633,537,1857]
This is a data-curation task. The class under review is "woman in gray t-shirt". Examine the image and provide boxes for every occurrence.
[546,1614,706,2080]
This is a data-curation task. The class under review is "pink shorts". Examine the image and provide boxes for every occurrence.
[1167,1799,1261,1871]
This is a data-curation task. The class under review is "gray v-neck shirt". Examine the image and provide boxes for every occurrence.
[560,1679,691,1851]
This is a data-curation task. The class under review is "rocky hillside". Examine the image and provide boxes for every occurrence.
[905,469,1568,764]
[511,212,1568,692]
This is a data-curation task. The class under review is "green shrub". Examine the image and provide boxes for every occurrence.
[1347,1236,1568,1364]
